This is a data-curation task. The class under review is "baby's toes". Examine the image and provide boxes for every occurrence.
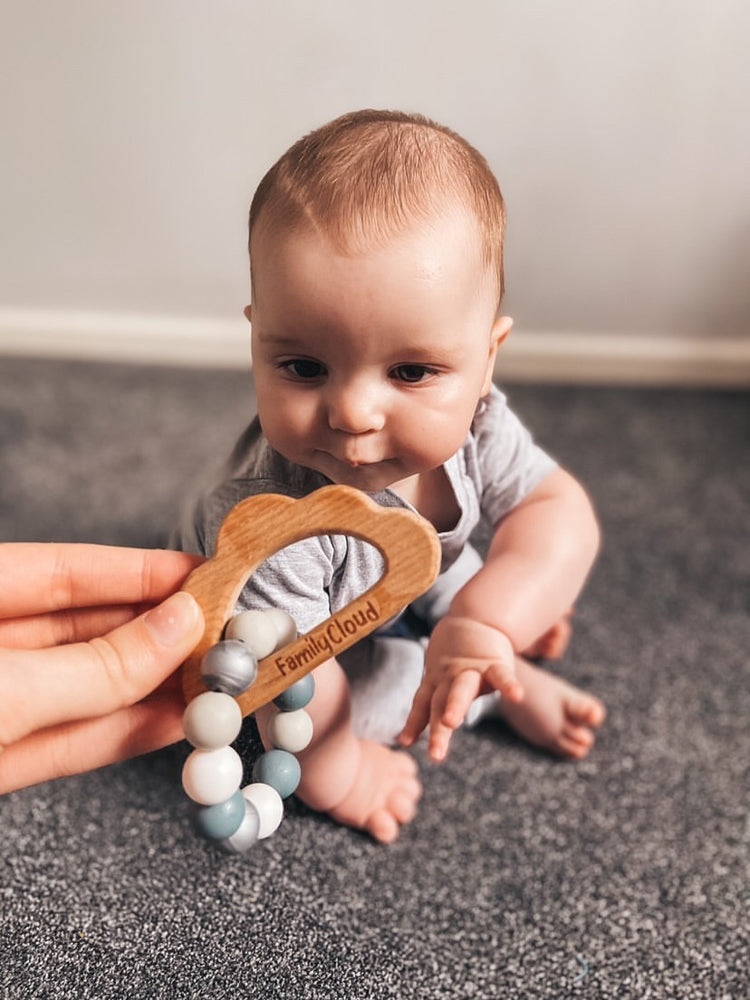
[566,692,606,728]
[389,782,422,825]
[396,752,420,779]
[563,721,594,751]
[556,733,590,759]
[367,808,400,844]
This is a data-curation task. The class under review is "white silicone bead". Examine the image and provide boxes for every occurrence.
[241,782,284,839]
[183,691,242,749]
[264,608,297,650]
[182,746,243,805]
[226,610,278,659]
[267,708,314,753]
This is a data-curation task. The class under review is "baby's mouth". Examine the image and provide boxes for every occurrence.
[330,450,382,469]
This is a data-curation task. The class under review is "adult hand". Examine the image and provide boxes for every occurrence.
[398,614,523,762]
[0,543,205,794]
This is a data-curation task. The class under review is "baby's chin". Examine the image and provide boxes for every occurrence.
[309,452,405,494]
[323,464,397,494]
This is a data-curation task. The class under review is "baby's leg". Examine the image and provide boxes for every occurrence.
[523,609,573,661]
[256,657,421,844]
[340,635,426,745]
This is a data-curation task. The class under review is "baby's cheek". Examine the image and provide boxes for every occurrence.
[267,401,318,453]
[411,412,467,459]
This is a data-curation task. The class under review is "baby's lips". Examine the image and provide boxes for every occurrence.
[179,485,441,717]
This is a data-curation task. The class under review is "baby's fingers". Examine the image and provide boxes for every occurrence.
[428,671,481,762]
[485,658,524,704]
[426,685,452,762]
[441,670,482,731]
[398,680,434,747]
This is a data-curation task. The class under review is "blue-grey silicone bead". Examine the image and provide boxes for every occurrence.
[273,674,315,711]
[218,799,261,854]
[200,639,257,695]
[252,749,301,799]
[192,790,246,841]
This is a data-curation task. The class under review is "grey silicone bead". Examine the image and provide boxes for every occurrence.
[200,639,257,695]
[218,799,261,854]
[252,749,301,799]
[273,674,315,711]
[192,790,246,840]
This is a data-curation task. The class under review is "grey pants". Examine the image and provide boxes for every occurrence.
[340,545,484,744]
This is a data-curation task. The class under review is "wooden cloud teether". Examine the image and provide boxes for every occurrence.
[180,484,441,717]
[178,485,440,851]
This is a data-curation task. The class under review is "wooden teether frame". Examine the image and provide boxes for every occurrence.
[180,484,441,717]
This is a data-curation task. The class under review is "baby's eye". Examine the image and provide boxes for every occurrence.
[391,364,438,384]
[280,359,326,380]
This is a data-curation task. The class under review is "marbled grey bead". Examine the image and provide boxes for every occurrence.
[272,673,315,711]
[252,749,301,799]
[200,639,257,695]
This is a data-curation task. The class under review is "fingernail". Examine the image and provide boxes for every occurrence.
[144,592,201,647]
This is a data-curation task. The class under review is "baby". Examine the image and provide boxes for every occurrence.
[182,109,605,843]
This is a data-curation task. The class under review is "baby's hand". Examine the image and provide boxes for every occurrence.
[398,615,522,762]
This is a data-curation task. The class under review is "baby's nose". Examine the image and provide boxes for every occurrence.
[326,381,385,434]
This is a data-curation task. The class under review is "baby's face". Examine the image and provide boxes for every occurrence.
[249,207,510,493]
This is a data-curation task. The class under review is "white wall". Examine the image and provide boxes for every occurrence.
[1,1,749,378]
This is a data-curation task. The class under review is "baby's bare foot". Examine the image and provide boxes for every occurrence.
[524,611,573,661]
[324,740,422,844]
[498,656,606,759]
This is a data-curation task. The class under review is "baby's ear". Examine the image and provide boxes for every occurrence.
[243,305,252,323]
[482,316,513,394]
[491,315,513,348]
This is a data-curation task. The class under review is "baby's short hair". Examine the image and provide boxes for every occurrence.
[249,109,507,304]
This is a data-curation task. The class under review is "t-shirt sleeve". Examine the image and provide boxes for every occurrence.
[474,387,557,528]
[174,478,336,635]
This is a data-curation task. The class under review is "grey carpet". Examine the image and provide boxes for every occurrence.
[0,356,747,999]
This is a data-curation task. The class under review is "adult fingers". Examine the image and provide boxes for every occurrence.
[0,604,148,650]
[0,591,204,748]
[0,544,203,618]
[0,689,185,795]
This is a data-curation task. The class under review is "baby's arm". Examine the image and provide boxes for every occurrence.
[454,466,600,650]
[400,467,600,759]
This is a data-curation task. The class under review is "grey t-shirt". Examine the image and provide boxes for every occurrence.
[180,384,556,634]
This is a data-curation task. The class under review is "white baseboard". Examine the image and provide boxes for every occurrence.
[1,308,749,387]
[0,309,252,368]
[494,329,750,387]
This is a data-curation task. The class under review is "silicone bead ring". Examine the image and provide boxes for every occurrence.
[181,608,312,854]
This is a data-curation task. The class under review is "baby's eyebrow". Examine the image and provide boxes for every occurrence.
[395,345,462,365]
[256,332,306,347]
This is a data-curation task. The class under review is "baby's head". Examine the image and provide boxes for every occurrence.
[248,109,507,310]
[246,111,513,492]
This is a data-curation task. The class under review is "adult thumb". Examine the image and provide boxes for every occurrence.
[86,590,206,716]
[3,592,205,744]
